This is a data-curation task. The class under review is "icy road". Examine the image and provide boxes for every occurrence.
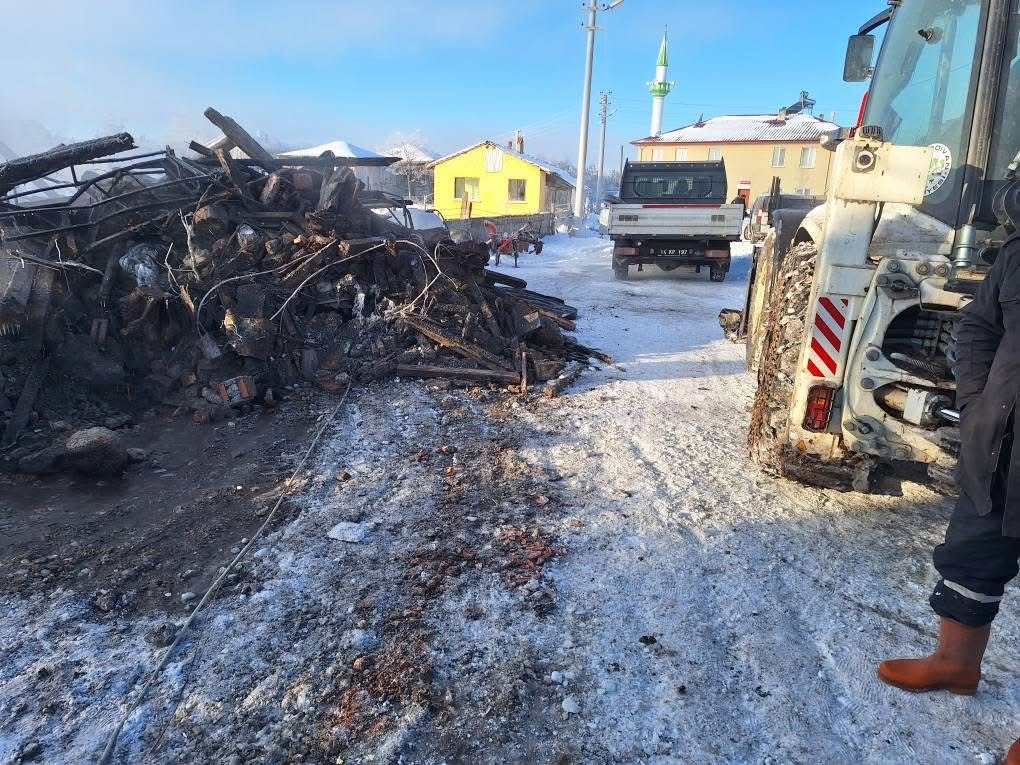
[482,236,1020,764]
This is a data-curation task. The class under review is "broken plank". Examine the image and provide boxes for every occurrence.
[402,314,515,372]
[215,148,254,201]
[187,140,215,158]
[483,269,527,289]
[394,364,520,384]
[203,107,279,173]
[543,361,582,399]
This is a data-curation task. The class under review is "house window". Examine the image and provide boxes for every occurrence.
[651,148,665,161]
[508,179,527,202]
[795,187,812,195]
[485,147,504,173]
[674,148,688,161]
[771,147,787,167]
[708,147,722,161]
[800,147,817,169]
[454,177,480,201]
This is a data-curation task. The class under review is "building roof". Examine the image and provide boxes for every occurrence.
[279,140,382,159]
[656,32,668,68]
[633,112,839,145]
[428,141,575,188]
[380,144,439,164]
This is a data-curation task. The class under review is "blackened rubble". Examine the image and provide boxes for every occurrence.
[0,108,606,476]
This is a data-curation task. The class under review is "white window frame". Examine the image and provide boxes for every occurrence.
[708,147,722,161]
[771,147,786,168]
[674,148,688,161]
[485,147,504,173]
[454,177,480,202]
[651,148,665,161]
[800,146,817,169]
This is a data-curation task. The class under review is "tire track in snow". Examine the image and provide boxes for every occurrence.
[508,235,1020,764]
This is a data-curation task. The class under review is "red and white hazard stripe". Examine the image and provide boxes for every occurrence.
[807,296,850,378]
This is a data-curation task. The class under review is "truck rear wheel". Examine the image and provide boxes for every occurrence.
[747,241,873,491]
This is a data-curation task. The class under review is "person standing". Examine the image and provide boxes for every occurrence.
[877,233,1020,764]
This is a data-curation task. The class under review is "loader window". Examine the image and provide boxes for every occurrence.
[864,0,984,223]
[989,6,1020,180]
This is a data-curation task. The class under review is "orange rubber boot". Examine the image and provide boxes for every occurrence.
[877,618,990,695]
[1006,739,1020,765]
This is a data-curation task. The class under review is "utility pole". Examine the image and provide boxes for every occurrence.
[573,0,625,222]
[594,91,612,207]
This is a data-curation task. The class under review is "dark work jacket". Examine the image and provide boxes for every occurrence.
[956,234,1020,536]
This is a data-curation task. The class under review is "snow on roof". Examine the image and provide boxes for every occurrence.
[381,144,439,163]
[428,141,575,188]
[634,113,839,145]
[278,140,382,159]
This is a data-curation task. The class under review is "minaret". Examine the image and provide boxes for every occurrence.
[648,31,673,137]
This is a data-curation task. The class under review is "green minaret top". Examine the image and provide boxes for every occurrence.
[656,32,668,68]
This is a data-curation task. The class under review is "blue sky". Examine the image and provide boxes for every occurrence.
[1,0,878,165]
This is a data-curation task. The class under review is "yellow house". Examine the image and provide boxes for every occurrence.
[429,139,574,220]
[632,112,839,204]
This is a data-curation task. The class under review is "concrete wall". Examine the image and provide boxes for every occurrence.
[635,141,833,201]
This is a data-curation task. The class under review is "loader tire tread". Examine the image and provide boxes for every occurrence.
[747,241,872,491]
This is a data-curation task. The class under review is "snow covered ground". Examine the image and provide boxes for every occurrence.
[2,234,1018,764]
[489,234,1020,764]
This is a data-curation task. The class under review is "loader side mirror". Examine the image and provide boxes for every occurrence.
[844,34,876,82]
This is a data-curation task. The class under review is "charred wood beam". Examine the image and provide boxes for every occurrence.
[402,314,515,372]
[203,108,279,173]
[198,155,399,169]
[188,141,215,158]
[215,148,256,201]
[0,132,135,195]
[483,269,528,289]
[543,362,582,399]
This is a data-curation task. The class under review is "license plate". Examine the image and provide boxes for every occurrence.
[651,248,698,256]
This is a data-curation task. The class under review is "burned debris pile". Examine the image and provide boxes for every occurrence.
[0,108,604,474]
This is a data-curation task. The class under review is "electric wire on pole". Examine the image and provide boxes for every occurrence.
[594,90,613,207]
[573,0,624,222]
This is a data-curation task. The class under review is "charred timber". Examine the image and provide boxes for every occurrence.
[203,108,279,173]
[0,133,135,195]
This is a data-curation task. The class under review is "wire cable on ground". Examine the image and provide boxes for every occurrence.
[96,382,352,765]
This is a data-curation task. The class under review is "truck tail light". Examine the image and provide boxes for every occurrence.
[615,246,639,256]
[705,249,729,259]
[804,385,837,431]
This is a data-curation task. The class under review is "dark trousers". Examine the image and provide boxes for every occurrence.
[931,494,1020,625]
[931,441,1020,626]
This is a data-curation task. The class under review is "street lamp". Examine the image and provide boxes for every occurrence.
[573,0,624,222]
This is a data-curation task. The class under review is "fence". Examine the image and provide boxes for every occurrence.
[445,212,557,243]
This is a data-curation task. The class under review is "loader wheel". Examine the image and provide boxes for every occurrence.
[747,241,874,491]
